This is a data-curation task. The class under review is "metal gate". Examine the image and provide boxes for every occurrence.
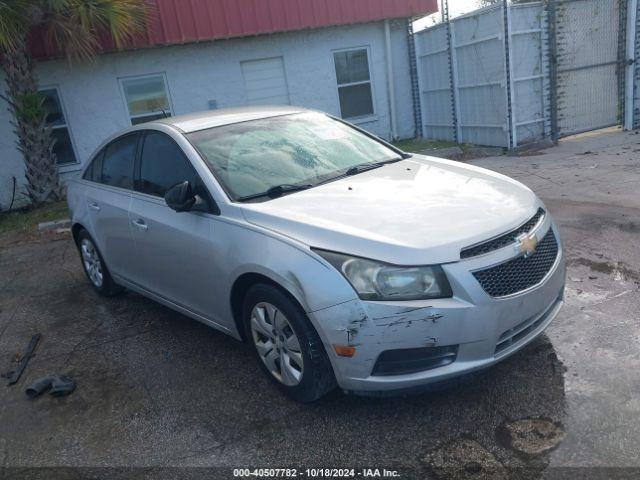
[414,2,548,148]
[414,0,631,147]
[552,0,624,137]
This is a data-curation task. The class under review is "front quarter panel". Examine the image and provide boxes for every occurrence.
[208,210,359,338]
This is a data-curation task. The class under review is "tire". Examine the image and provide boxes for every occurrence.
[243,283,336,402]
[76,229,122,297]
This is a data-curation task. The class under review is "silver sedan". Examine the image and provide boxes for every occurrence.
[67,107,565,402]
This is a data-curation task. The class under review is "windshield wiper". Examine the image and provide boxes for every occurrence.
[237,156,404,202]
[346,156,405,176]
[311,156,404,188]
[237,183,313,202]
[346,163,384,176]
[375,156,407,166]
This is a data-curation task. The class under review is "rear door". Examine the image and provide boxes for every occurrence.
[128,130,220,320]
[84,133,139,280]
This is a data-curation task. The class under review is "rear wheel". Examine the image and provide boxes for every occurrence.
[77,230,122,297]
[243,284,336,402]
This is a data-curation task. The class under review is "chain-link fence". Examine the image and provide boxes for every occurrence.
[414,0,632,148]
[553,0,624,137]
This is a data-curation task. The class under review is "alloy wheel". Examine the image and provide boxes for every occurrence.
[250,302,304,386]
[80,238,103,288]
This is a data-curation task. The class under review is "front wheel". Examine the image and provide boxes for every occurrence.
[243,284,336,402]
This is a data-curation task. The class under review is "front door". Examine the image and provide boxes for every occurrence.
[128,131,221,321]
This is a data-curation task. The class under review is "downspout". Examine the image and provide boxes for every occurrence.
[625,0,638,130]
[384,19,399,140]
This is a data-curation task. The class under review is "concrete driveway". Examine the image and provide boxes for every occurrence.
[1,128,639,479]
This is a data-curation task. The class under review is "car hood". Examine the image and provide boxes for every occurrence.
[239,155,540,265]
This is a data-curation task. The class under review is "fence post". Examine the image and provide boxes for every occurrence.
[547,0,559,142]
[503,0,516,148]
[407,20,424,138]
[443,0,461,143]
[625,0,638,130]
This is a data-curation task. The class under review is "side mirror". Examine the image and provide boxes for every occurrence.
[164,181,207,212]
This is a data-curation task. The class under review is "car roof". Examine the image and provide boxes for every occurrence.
[153,106,308,133]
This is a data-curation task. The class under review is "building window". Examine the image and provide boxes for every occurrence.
[333,48,374,120]
[41,88,77,165]
[120,74,172,125]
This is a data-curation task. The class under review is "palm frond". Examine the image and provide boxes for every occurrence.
[41,0,149,62]
[0,0,30,51]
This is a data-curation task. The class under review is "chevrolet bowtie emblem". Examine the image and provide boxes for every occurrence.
[516,233,538,258]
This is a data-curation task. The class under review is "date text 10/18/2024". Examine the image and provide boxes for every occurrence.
[233,468,401,478]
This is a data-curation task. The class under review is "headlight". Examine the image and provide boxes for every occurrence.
[314,249,452,301]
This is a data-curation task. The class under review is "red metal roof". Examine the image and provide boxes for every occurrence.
[30,0,437,59]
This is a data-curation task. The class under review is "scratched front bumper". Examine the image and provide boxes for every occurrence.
[309,223,566,393]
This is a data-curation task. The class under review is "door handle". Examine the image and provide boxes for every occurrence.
[88,202,101,211]
[132,218,149,231]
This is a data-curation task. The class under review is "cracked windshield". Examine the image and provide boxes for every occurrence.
[187,113,398,200]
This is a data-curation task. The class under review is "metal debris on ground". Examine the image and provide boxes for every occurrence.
[25,375,76,398]
[5,334,40,386]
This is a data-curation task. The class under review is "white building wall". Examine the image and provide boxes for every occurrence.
[0,21,415,210]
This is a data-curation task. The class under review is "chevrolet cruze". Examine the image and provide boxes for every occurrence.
[67,106,565,402]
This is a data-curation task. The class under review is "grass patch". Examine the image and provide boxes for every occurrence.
[392,138,458,153]
[0,201,69,236]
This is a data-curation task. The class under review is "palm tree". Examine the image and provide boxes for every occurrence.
[0,0,148,206]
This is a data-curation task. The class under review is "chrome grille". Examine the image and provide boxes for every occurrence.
[473,229,559,297]
[460,208,545,259]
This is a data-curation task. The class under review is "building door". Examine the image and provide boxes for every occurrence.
[241,57,290,106]
[554,0,623,137]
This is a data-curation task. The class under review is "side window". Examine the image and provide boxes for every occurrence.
[139,132,198,197]
[92,151,104,182]
[82,158,94,181]
[101,134,137,189]
[82,150,104,182]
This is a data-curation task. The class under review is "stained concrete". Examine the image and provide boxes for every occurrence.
[0,128,638,478]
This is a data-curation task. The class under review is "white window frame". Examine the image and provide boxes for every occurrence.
[118,72,174,125]
[331,46,377,123]
[39,85,81,171]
